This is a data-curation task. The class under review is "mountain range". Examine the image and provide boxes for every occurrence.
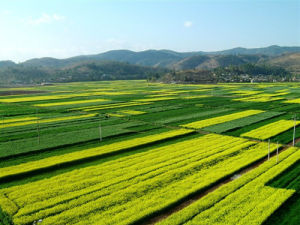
[1,45,299,70]
[0,45,299,85]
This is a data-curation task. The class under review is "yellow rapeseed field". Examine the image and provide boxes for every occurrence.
[119,110,145,115]
[241,120,300,140]
[0,114,97,129]
[182,110,264,129]
[34,99,108,107]
[284,98,300,104]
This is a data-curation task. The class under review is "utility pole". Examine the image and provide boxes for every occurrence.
[37,118,40,144]
[99,123,102,142]
[36,109,40,144]
[293,115,296,147]
[268,139,270,161]
[2,116,4,136]
[276,142,279,164]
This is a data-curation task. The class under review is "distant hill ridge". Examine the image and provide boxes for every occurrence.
[1,45,299,69]
[0,45,299,84]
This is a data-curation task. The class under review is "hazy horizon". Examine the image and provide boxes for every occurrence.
[2,44,300,64]
[1,0,299,62]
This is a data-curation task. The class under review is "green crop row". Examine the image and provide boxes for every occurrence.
[138,106,233,125]
[0,120,145,159]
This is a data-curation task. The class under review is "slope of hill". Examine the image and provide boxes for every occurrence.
[174,54,269,70]
[19,45,300,69]
[211,45,300,56]
[56,61,167,82]
[22,50,187,69]
[265,53,300,74]
[23,57,67,68]
[0,61,167,85]
[0,60,16,68]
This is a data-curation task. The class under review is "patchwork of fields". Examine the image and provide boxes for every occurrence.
[0,80,299,225]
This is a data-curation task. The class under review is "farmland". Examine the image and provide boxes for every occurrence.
[0,80,299,225]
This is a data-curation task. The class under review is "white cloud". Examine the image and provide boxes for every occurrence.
[1,10,12,15]
[184,21,193,28]
[23,13,65,25]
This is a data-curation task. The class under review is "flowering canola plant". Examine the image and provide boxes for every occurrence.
[34,99,108,107]
[119,110,145,115]
[1,133,277,225]
[0,114,97,129]
[135,97,176,102]
[284,98,300,104]
[1,117,38,124]
[241,119,300,140]
[0,91,131,103]
[75,102,150,112]
[0,129,193,181]
[182,110,264,129]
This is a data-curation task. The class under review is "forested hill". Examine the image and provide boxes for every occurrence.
[0,45,299,84]
[0,45,300,69]
[0,61,167,85]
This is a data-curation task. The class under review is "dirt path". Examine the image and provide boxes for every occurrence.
[141,138,300,225]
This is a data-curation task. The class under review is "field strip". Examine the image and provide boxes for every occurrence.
[134,97,177,102]
[0,82,299,225]
[284,98,300,104]
[34,99,108,107]
[0,113,98,129]
[118,110,146,115]
[241,120,300,140]
[42,142,276,224]
[0,117,38,124]
[181,110,264,129]
[11,138,250,220]
[73,102,151,111]
[180,155,299,225]
[202,111,284,133]
[0,134,281,225]
[142,135,300,224]
[0,129,193,182]
[148,147,300,225]
[0,120,145,160]
[0,91,132,103]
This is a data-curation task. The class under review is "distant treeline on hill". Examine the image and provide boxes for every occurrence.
[0,61,167,85]
[157,64,294,84]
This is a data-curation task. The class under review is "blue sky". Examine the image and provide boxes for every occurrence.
[0,0,299,62]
